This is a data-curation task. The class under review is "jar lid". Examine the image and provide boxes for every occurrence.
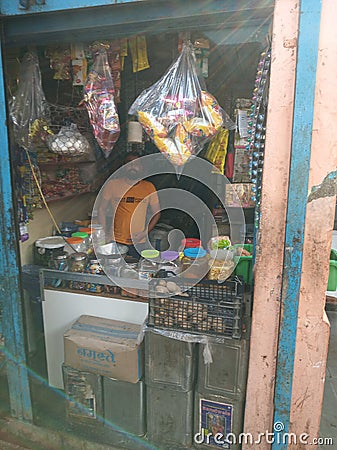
[53,251,69,260]
[66,237,83,244]
[72,232,88,239]
[141,249,160,259]
[71,252,87,261]
[35,236,65,249]
[161,250,179,261]
[181,238,201,248]
[184,247,207,258]
[79,227,93,235]
[91,223,103,230]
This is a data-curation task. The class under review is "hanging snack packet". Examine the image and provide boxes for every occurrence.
[83,48,120,158]
[129,43,228,167]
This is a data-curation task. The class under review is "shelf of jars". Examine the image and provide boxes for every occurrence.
[40,268,150,301]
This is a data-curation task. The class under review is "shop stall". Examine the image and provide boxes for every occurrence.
[10,1,337,449]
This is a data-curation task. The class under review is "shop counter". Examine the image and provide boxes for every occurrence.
[39,269,149,389]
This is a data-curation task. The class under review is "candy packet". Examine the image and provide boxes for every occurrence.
[83,48,120,158]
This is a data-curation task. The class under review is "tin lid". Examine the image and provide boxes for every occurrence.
[53,251,69,260]
[184,247,207,259]
[72,232,88,239]
[161,250,179,261]
[35,236,65,249]
[141,249,160,259]
[70,252,87,261]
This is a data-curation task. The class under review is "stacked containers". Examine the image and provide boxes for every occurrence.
[194,337,249,449]
[145,329,196,447]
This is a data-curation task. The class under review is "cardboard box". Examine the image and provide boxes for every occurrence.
[64,315,143,383]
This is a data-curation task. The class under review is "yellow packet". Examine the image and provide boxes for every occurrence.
[129,35,150,73]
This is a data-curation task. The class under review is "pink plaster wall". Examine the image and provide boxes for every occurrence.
[289,0,336,446]
[242,1,300,447]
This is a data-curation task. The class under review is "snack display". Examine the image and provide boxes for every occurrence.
[83,49,120,158]
[129,43,227,167]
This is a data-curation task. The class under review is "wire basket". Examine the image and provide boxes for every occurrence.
[47,103,91,134]
[148,277,244,339]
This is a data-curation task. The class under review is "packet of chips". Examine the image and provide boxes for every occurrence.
[129,43,231,168]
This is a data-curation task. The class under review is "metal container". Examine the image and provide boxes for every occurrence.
[103,377,146,437]
[194,390,245,450]
[146,385,193,447]
[197,338,249,398]
[145,330,196,392]
[62,365,103,424]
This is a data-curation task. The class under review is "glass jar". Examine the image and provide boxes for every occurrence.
[69,252,87,290]
[138,249,160,280]
[158,250,181,276]
[49,251,69,288]
[85,259,104,293]
[181,247,209,279]
[64,237,86,254]
[71,232,89,252]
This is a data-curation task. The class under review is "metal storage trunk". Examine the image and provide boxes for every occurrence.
[145,329,196,392]
[103,377,146,437]
[197,338,249,398]
[62,365,103,424]
[146,385,194,448]
[194,391,245,450]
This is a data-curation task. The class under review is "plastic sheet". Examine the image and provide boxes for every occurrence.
[83,49,120,158]
[143,324,238,364]
[9,51,50,151]
[129,43,234,169]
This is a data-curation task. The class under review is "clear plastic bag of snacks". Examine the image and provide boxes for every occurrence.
[129,43,233,167]
[83,49,120,158]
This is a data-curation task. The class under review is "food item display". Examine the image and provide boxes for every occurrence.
[83,48,120,157]
[129,43,225,167]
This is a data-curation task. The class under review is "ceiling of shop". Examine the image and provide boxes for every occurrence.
[2,0,274,48]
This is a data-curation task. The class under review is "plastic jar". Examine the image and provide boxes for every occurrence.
[159,250,181,276]
[138,249,160,280]
[120,260,139,298]
[85,259,104,293]
[208,259,235,282]
[49,251,69,288]
[64,237,86,254]
[79,227,94,255]
[69,252,88,290]
[71,231,89,252]
[34,236,65,267]
[91,224,106,248]
[181,247,209,279]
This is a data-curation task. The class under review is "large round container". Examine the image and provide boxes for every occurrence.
[34,236,65,267]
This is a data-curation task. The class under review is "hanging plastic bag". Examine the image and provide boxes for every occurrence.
[9,51,50,151]
[83,48,120,158]
[47,123,90,156]
[129,43,232,167]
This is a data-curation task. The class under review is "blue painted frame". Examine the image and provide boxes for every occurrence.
[272,0,322,448]
[0,33,33,420]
